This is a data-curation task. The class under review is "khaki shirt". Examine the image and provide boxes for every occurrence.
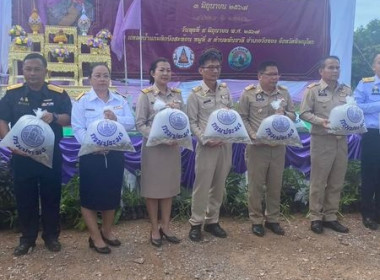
[299,79,352,135]
[135,84,184,138]
[187,81,233,141]
[238,84,296,139]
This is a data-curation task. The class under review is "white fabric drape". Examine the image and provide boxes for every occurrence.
[0,0,12,79]
[329,0,356,86]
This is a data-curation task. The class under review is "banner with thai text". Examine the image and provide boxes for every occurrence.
[125,0,330,81]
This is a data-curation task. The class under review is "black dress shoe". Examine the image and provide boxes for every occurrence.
[322,220,349,233]
[252,224,265,237]
[14,242,36,256]
[264,222,285,235]
[101,231,121,247]
[311,220,323,234]
[159,228,181,244]
[45,239,61,252]
[189,225,202,242]
[150,233,162,247]
[89,237,111,254]
[362,217,378,230]
[204,223,227,238]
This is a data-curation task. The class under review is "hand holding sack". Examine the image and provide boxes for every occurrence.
[78,107,135,157]
[294,112,310,133]
[255,100,302,147]
[0,108,55,168]
[328,96,367,135]
[146,99,192,150]
[202,108,251,145]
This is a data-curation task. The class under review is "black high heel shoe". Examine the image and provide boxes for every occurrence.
[100,231,121,247]
[159,228,181,244]
[150,232,162,247]
[89,237,111,254]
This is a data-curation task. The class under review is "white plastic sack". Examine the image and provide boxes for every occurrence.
[294,113,310,133]
[256,114,302,147]
[328,96,367,135]
[78,118,135,157]
[0,108,55,168]
[147,107,192,150]
[202,108,251,144]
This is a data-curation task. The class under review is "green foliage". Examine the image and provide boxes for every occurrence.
[339,160,361,213]
[172,187,192,221]
[60,175,86,230]
[223,172,248,217]
[352,19,380,87]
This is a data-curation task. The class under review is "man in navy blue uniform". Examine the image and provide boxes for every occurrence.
[0,53,72,256]
[354,53,380,230]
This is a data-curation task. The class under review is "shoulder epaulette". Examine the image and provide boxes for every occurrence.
[219,82,227,88]
[192,85,202,92]
[171,87,181,94]
[75,92,86,101]
[47,84,64,93]
[307,82,319,89]
[6,83,23,91]
[362,77,375,83]
[278,85,287,90]
[244,84,255,91]
[141,87,153,94]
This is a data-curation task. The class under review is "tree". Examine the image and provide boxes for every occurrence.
[352,19,380,87]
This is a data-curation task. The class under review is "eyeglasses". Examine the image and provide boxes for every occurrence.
[202,65,222,71]
[92,74,111,80]
[261,72,281,77]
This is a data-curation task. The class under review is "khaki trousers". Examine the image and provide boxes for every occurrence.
[189,143,232,226]
[309,134,348,221]
[246,144,286,224]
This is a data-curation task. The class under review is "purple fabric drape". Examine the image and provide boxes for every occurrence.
[0,134,361,189]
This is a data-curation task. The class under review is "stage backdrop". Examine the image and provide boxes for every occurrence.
[11,0,331,81]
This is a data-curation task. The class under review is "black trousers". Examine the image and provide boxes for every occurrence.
[12,154,62,244]
[360,129,380,219]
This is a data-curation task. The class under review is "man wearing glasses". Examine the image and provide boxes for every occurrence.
[238,61,295,237]
[187,49,233,242]
[300,56,351,234]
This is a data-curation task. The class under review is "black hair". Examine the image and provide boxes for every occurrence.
[198,48,222,67]
[149,57,169,85]
[88,62,110,79]
[23,53,47,68]
[257,61,278,73]
[319,55,340,70]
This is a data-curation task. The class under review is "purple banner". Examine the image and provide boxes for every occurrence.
[125,0,330,80]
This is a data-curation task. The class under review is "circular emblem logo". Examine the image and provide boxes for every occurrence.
[217,110,237,125]
[173,46,194,69]
[21,125,45,147]
[347,106,363,123]
[272,116,290,133]
[97,120,117,137]
[228,46,252,71]
[169,112,187,130]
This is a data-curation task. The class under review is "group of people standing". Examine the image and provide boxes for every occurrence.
[0,50,380,256]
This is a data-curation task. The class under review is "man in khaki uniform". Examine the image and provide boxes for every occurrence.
[239,61,295,237]
[187,49,233,242]
[300,56,351,234]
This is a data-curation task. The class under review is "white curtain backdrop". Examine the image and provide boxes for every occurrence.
[0,0,12,78]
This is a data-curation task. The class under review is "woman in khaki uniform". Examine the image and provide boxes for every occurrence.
[135,58,184,247]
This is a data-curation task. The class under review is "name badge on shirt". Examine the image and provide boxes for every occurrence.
[203,99,212,104]
[372,86,380,95]
[318,89,327,96]
[85,108,95,111]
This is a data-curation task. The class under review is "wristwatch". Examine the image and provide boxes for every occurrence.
[52,113,58,123]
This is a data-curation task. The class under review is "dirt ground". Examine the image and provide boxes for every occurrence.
[0,213,380,280]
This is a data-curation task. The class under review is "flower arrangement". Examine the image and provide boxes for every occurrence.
[9,25,27,37]
[13,36,32,47]
[51,42,70,62]
[86,37,104,49]
[95,29,112,43]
